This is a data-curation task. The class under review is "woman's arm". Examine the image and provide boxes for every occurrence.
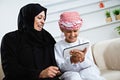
[1,32,40,79]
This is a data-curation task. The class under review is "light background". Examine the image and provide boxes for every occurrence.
[0,0,120,44]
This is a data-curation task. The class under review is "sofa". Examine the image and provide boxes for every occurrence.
[0,62,4,80]
[92,38,120,80]
[0,38,120,80]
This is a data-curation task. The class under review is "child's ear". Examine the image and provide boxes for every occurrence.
[60,27,64,32]
[59,25,65,32]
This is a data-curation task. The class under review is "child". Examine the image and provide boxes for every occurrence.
[54,11,105,80]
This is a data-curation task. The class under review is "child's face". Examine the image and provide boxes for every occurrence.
[62,28,79,43]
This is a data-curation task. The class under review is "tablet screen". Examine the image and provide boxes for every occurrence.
[63,42,89,59]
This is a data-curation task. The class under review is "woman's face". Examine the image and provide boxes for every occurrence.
[62,28,79,43]
[34,11,45,31]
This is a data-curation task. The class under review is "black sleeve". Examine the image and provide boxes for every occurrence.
[0,32,40,79]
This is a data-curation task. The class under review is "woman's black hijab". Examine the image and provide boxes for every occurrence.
[17,3,56,47]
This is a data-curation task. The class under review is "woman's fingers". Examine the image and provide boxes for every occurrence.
[39,66,60,78]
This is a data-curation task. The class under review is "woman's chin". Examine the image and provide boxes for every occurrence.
[35,28,42,31]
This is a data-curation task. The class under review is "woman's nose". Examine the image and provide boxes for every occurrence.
[41,18,45,24]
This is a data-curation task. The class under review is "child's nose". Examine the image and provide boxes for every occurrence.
[71,32,75,36]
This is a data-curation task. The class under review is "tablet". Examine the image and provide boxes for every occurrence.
[63,42,89,59]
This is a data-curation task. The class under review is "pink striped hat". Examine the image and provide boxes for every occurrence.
[59,11,83,30]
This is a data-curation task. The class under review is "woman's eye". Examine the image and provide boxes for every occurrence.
[37,16,45,20]
[38,17,42,19]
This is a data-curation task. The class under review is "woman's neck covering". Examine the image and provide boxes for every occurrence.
[58,11,83,30]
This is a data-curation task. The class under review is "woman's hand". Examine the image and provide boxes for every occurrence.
[70,48,87,63]
[39,66,61,78]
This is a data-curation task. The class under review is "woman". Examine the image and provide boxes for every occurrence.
[1,3,60,80]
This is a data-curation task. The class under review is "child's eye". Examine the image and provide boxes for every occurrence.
[74,30,77,32]
[66,30,71,33]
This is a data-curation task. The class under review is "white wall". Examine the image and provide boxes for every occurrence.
[0,0,120,44]
[43,0,120,44]
[0,0,55,43]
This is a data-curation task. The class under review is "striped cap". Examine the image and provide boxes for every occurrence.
[59,11,83,30]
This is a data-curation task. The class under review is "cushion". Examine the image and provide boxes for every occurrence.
[0,64,4,80]
[101,70,120,80]
[92,38,120,70]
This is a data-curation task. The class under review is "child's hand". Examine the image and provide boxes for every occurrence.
[70,48,87,63]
